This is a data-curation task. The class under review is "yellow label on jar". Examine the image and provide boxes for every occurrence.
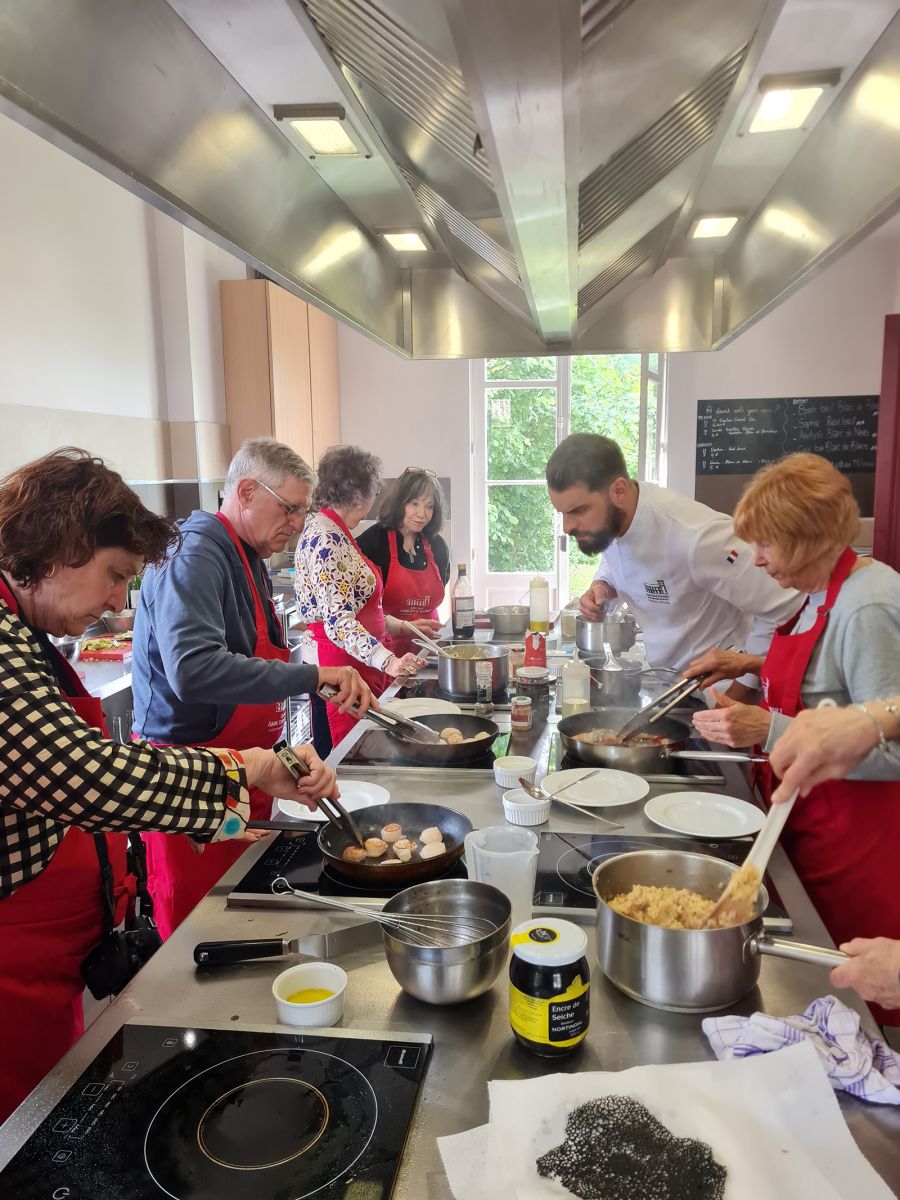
[510,974,589,1047]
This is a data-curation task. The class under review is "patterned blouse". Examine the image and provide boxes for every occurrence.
[0,598,250,898]
[294,510,392,670]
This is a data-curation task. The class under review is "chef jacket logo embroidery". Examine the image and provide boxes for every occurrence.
[726,548,740,565]
[643,579,670,603]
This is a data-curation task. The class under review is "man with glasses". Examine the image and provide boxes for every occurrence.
[131,437,377,937]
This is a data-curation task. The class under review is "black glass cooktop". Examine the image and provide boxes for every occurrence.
[228,829,468,909]
[0,1023,431,1200]
[395,677,517,708]
[533,831,792,932]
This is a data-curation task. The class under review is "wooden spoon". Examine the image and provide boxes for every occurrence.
[702,791,798,928]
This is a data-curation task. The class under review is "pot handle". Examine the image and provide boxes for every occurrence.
[667,750,769,763]
[749,934,848,968]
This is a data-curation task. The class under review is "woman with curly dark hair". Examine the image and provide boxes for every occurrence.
[357,467,450,657]
[294,446,424,747]
[0,449,337,1120]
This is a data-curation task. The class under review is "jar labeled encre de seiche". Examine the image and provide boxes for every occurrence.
[509,919,590,1057]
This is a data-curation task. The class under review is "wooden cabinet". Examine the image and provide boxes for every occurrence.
[220,280,341,465]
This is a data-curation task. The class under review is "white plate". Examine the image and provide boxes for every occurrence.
[381,697,462,718]
[644,791,765,838]
[540,768,649,808]
[277,779,390,823]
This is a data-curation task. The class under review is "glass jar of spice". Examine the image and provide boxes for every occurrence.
[511,694,533,730]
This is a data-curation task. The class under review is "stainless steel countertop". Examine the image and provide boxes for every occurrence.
[3,694,899,1195]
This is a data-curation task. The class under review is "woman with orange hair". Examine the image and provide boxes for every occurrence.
[688,453,900,1024]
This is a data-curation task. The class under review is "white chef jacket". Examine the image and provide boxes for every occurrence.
[593,483,802,685]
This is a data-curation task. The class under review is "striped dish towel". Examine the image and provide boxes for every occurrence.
[702,995,900,1105]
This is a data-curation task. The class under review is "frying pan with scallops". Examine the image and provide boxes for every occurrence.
[318,801,474,882]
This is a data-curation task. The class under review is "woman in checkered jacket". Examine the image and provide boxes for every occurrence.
[0,448,338,1122]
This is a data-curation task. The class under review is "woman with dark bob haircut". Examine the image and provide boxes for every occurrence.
[295,446,424,747]
[357,467,450,657]
[0,449,337,1120]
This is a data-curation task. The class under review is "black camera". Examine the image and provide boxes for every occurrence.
[80,833,163,1000]
[80,916,162,1000]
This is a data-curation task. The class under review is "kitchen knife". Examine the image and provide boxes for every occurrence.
[194,921,380,966]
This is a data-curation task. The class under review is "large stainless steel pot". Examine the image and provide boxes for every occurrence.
[593,850,846,1012]
[436,641,510,696]
[382,879,512,1004]
[575,614,636,655]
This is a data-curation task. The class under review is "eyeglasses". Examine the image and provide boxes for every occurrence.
[254,478,309,518]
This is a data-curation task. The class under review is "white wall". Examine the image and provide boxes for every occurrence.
[0,113,163,421]
[666,225,900,498]
[0,111,247,487]
[337,325,472,566]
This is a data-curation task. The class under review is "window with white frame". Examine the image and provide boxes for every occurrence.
[471,354,665,608]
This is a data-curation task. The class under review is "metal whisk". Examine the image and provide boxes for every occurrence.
[271,878,498,948]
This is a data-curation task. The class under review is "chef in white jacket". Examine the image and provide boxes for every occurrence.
[546,434,802,698]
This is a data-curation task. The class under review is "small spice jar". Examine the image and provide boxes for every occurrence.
[509,919,590,1056]
[511,694,533,730]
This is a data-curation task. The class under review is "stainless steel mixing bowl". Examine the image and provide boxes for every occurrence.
[381,879,511,1004]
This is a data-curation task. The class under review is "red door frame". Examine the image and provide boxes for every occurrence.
[873,314,900,570]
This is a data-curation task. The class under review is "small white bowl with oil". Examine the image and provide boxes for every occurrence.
[272,961,348,1027]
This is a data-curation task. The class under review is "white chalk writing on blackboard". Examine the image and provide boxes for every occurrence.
[695,396,878,477]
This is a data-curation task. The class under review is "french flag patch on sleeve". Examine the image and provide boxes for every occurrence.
[726,548,740,565]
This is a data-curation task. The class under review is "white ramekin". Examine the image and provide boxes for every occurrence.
[493,755,538,789]
[272,961,348,1027]
[502,786,551,826]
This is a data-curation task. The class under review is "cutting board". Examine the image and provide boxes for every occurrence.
[80,636,133,662]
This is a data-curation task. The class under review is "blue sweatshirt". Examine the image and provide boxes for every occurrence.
[131,510,318,743]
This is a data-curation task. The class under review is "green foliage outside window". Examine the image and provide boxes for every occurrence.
[484,354,655,597]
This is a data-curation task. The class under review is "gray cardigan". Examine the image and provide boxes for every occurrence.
[763,559,900,779]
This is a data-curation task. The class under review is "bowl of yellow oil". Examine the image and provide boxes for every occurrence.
[272,961,348,1027]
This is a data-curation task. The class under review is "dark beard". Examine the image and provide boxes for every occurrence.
[572,502,626,556]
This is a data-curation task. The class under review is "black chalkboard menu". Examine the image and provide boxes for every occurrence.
[695,395,879,517]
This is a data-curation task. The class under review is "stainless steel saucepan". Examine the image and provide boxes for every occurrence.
[575,613,637,655]
[557,707,765,773]
[593,849,846,1012]
[435,641,510,696]
[479,605,530,636]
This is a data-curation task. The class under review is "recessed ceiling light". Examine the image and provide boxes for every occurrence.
[691,216,739,239]
[273,103,364,156]
[746,70,841,134]
[381,230,429,253]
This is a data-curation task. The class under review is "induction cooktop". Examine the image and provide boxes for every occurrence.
[228,828,468,910]
[0,1021,431,1200]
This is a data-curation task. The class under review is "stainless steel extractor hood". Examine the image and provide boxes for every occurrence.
[1,0,899,357]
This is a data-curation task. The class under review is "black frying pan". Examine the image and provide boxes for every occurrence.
[317,801,473,883]
[390,713,500,765]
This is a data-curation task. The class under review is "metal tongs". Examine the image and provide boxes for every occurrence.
[615,645,736,741]
[272,739,366,848]
[318,682,442,744]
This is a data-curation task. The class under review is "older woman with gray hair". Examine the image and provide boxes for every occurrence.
[295,445,424,747]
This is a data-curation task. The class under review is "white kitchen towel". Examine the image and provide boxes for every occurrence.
[702,994,900,1105]
[437,1042,894,1200]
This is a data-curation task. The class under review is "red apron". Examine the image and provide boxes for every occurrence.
[143,513,289,940]
[0,579,133,1122]
[381,529,444,657]
[308,507,390,748]
[759,546,900,1025]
